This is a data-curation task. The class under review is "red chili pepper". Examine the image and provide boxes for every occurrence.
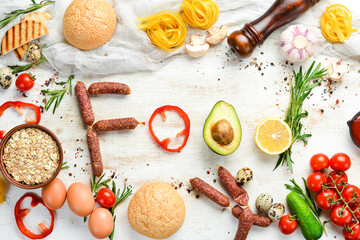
[0,101,41,139]
[14,193,54,239]
[149,105,190,152]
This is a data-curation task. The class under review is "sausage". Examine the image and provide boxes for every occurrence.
[217,166,249,206]
[86,128,103,177]
[189,178,230,207]
[88,82,131,95]
[92,118,142,132]
[75,81,95,126]
[232,206,272,227]
[234,207,253,240]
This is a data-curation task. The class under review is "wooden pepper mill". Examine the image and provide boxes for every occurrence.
[228,0,320,58]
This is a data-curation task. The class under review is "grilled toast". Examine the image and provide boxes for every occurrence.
[1,20,49,56]
[13,12,51,60]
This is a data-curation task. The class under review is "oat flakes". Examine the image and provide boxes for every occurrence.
[3,128,60,185]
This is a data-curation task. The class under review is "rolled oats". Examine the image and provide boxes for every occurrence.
[3,128,60,185]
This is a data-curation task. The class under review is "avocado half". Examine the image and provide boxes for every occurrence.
[203,101,242,155]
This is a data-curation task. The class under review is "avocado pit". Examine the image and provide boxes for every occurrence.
[211,119,234,145]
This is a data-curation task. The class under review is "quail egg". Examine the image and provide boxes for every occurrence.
[268,203,285,221]
[255,193,273,212]
[236,167,253,186]
[0,67,13,89]
[26,43,41,63]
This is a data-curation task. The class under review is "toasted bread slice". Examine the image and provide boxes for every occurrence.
[23,12,51,23]
[1,20,49,56]
[14,12,51,60]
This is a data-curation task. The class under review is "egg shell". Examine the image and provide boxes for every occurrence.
[41,178,67,210]
[88,207,114,239]
[67,182,95,217]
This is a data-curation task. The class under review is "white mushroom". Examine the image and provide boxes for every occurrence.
[206,25,228,45]
[328,59,349,81]
[185,35,209,58]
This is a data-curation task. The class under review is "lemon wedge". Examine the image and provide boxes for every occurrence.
[255,117,292,155]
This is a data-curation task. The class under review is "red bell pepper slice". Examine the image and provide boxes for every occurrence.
[14,193,54,239]
[149,105,190,152]
[0,101,41,139]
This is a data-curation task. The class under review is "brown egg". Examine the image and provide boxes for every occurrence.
[67,182,95,217]
[41,178,67,210]
[88,207,114,239]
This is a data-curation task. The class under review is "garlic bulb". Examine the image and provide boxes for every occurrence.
[279,24,317,63]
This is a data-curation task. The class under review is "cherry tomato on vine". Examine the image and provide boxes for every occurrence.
[330,205,352,226]
[316,189,339,210]
[351,204,360,221]
[330,153,351,171]
[15,73,35,92]
[328,171,348,190]
[342,185,360,207]
[307,172,327,192]
[310,153,330,171]
[96,188,116,208]
[279,215,297,235]
[343,221,360,240]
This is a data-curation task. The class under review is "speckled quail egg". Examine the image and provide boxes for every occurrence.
[26,43,41,63]
[268,203,285,221]
[0,67,13,89]
[236,167,253,186]
[255,193,273,211]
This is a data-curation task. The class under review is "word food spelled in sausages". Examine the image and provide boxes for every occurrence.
[190,177,230,207]
[88,82,131,95]
[75,81,95,126]
[93,118,142,132]
[86,128,103,177]
[217,166,249,206]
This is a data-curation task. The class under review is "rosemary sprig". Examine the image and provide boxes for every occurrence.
[61,161,69,170]
[274,62,327,173]
[0,0,54,29]
[108,181,132,240]
[89,174,133,240]
[8,45,47,74]
[285,178,328,235]
[41,75,74,114]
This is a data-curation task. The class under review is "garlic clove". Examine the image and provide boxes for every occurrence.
[328,59,349,81]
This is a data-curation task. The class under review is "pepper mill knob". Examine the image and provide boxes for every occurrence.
[228,0,320,59]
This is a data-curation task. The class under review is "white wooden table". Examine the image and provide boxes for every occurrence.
[0,1,360,240]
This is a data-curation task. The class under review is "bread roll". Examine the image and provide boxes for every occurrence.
[63,0,117,50]
[128,182,186,239]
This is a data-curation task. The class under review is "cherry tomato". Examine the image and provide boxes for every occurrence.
[351,204,360,221]
[328,171,348,191]
[96,188,116,208]
[343,221,360,240]
[342,185,360,207]
[330,153,351,171]
[310,153,330,171]
[307,172,327,192]
[15,73,35,92]
[279,215,297,235]
[330,205,353,226]
[316,189,339,210]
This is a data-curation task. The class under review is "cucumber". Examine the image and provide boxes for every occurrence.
[286,192,323,240]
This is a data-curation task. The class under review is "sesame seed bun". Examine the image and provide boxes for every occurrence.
[127,182,186,239]
[63,0,117,50]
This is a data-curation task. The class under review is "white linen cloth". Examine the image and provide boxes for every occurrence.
[0,0,359,75]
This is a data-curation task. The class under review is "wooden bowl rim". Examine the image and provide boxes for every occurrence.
[0,124,63,189]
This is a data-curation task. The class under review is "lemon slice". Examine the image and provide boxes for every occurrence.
[255,117,292,155]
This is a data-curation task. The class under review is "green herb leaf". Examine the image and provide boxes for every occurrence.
[275,62,326,173]
[0,0,54,29]
[42,75,74,114]
[61,161,69,170]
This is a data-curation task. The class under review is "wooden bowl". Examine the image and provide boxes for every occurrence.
[0,124,63,189]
